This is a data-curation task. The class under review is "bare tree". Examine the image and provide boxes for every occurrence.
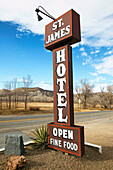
[4,90,8,108]
[4,81,12,109]
[12,78,18,109]
[88,93,99,108]
[106,85,113,109]
[75,79,94,109]
[0,91,3,110]
[98,85,113,109]
[23,75,32,109]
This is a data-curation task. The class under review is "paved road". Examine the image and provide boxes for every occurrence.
[0,111,113,130]
[0,110,113,149]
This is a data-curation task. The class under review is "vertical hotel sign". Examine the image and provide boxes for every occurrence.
[45,9,84,157]
[53,45,74,126]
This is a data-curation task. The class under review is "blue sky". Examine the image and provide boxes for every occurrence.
[0,0,113,92]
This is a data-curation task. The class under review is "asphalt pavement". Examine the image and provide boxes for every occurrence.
[0,110,113,149]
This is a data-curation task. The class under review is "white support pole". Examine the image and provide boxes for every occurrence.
[0,141,102,154]
[85,142,102,154]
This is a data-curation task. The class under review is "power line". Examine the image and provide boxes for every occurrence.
[75,82,113,85]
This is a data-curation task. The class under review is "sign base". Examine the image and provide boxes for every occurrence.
[48,123,84,157]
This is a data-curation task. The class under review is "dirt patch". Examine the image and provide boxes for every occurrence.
[0,145,113,170]
[82,117,113,147]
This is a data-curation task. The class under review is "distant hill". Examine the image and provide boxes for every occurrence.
[0,87,104,103]
[0,87,54,102]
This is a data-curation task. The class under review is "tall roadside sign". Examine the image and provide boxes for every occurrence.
[45,9,84,157]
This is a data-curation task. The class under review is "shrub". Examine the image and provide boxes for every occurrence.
[29,107,40,111]
[30,125,48,149]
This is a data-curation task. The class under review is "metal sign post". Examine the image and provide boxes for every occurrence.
[45,9,84,157]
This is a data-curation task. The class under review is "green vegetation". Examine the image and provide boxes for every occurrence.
[31,125,48,149]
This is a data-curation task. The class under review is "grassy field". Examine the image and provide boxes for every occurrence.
[0,101,110,115]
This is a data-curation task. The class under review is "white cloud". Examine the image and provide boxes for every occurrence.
[93,83,107,92]
[82,56,92,65]
[16,34,22,39]
[79,47,85,51]
[95,77,106,82]
[17,27,25,32]
[91,51,95,54]
[104,50,113,55]
[90,77,106,92]
[90,72,98,76]
[82,62,85,65]
[71,43,79,48]
[81,52,87,57]
[90,50,100,54]
[93,55,113,76]
[95,50,100,53]
[0,0,113,47]
[107,47,111,50]
[17,79,23,82]
[37,81,53,91]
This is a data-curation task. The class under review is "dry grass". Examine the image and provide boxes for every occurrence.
[0,102,113,115]
[0,102,54,115]
[0,108,53,115]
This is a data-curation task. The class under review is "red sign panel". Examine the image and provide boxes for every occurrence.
[48,123,84,156]
[53,45,74,126]
[45,9,81,51]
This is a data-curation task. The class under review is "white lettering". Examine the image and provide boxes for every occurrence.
[68,130,73,140]
[50,138,53,144]
[58,128,62,137]
[54,31,60,40]
[51,33,55,41]
[59,140,62,147]
[56,48,65,64]
[63,129,68,138]
[57,77,66,92]
[52,18,63,31]
[61,28,66,37]
[53,128,57,136]
[67,142,70,149]
[58,108,67,123]
[65,25,70,35]
[52,128,74,139]
[46,24,71,45]
[57,18,63,28]
[52,21,58,31]
[50,138,62,147]
[46,35,51,44]
[57,63,66,77]
[57,92,67,107]
[63,141,78,151]
[63,141,67,148]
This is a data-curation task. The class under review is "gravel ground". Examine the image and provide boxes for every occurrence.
[0,117,113,170]
[0,145,113,170]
